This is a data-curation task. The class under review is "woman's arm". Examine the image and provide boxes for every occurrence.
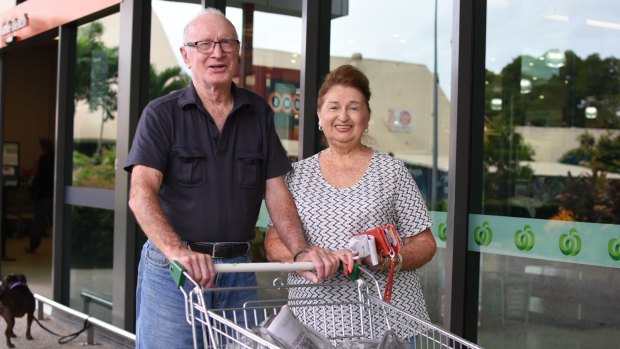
[399,228,436,271]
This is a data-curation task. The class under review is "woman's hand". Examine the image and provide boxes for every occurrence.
[362,254,390,272]
[336,248,357,276]
[295,247,356,282]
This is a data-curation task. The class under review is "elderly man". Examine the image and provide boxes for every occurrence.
[124,8,342,348]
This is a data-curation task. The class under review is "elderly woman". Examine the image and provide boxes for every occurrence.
[265,64,437,340]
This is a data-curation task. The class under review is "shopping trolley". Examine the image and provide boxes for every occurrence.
[170,261,482,349]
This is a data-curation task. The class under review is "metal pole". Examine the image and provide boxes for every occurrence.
[431,0,439,210]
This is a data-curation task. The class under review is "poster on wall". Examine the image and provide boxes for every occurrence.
[2,142,19,187]
[267,80,300,141]
[387,108,413,132]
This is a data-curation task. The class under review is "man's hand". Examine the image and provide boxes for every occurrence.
[170,247,216,289]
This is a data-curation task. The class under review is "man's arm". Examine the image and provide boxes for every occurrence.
[264,226,293,262]
[264,176,350,282]
[128,165,215,288]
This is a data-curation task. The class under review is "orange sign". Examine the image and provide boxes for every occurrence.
[0,0,121,49]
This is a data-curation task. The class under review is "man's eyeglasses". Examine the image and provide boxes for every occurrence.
[184,39,240,54]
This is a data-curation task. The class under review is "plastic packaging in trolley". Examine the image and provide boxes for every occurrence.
[265,305,333,349]
[347,235,379,266]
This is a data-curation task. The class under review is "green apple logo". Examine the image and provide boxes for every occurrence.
[514,224,535,251]
[609,237,620,261]
[559,228,582,256]
[438,222,447,241]
[473,221,493,246]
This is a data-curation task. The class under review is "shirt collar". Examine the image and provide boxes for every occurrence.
[178,82,251,114]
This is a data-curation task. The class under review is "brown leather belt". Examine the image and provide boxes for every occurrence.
[188,242,250,258]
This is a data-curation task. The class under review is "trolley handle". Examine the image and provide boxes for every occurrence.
[170,261,314,288]
[170,260,360,288]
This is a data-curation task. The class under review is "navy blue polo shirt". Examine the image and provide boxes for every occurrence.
[124,83,291,242]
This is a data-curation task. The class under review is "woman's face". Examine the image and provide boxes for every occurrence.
[318,84,370,149]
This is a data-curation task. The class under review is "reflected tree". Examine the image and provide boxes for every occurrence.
[73,21,189,186]
[483,69,535,216]
[75,22,118,157]
[554,131,620,223]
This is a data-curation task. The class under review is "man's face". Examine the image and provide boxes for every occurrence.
[180,14,239,90]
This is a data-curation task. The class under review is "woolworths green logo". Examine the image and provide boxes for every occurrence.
[514,224,535,251]
[609,237,620,261]
[473,221,493,246]
[438,222,447,241]
[559,228,582,256]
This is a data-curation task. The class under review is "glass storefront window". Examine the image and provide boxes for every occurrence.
[72,14,119,189]
[330,0,453,324]
[66,13,120,323]
[151,1,302,158]
[68,205,114,322]
[479,1,620,347]
[330,1,452,212]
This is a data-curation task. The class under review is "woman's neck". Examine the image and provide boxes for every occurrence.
[327,144,369,159]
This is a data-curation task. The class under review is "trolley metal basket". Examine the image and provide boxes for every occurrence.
[170,261,482,349]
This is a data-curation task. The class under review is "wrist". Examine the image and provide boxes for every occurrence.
[394,253,403,272]
[383,255,391,271]
[293,247,311,261]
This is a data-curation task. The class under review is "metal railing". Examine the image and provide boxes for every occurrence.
[34,294,135,346]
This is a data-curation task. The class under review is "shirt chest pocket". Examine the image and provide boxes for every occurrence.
[235,151,264,188]
[170,147,206,186]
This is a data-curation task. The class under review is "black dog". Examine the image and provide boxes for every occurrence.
[0,274,35,348]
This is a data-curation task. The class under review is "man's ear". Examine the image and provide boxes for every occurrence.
[180,47,191,68]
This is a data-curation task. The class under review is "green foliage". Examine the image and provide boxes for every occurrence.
[483,113,535,202]
[70,206,114,268]
[74,21,190,159]
[554,171,620,224]
[486,51,620,129]
[559,131,620,174]
[149,65,191,101]
[555,131,620,223]
[72,146,116,189]
[558,132,596,166]
[75,22,119,122]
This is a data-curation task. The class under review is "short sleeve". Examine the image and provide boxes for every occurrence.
[124,104,172,173]
[393,159,432,237]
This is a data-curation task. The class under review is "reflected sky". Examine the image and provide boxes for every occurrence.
[487,0,620,72]
[153,0,620,100]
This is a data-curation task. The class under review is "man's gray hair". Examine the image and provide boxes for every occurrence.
[183,7,238,43]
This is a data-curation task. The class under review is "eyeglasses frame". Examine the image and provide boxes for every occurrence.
[184,39,241,54]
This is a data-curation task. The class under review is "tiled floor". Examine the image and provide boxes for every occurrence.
[2,234,53,298]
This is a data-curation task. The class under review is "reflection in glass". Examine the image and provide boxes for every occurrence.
[330,0,453,324]
[69,205,114,323]
[72,15,120,188]
[520,79,532,94]
[544,48,566,68]
[481,0,620,347]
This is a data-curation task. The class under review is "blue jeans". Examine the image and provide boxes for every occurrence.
[135,240,258,349]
